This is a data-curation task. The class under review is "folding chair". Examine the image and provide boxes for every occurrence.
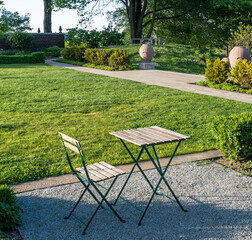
[59,132,126,235]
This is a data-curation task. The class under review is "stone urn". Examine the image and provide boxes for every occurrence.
[139,44,154,62]
[229,46,251,68]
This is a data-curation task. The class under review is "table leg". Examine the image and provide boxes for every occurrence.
[138,141,187,225]
[113,139,156,205]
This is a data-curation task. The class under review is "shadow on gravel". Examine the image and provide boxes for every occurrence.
[17,192,251,240]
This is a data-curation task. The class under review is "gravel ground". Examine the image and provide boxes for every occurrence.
[17,162,252,240]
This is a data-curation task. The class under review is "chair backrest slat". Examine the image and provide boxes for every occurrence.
[59,132,88,179]
[59,132,80,147]
[64,141,82,155]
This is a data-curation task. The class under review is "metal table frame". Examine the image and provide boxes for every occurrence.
[110,126,190,225]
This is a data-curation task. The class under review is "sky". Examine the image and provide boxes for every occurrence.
[3,0,111,33]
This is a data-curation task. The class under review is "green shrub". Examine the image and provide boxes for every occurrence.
[0,185,22,231]
[0,55,32,64]
[31,52,45,63]
[84,48,98,64]
[44,46,61,57]
[61,48,71,60]
[61,46,78,61]
[230,59,252,88]
[96,49,113,66]
[211,112,252,161]
[108,48,129,70]
[205,58,230,83]
[75,43,88,62]
[6,32,34,51]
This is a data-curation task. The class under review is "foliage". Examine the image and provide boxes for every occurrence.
[99,24,125,47]
[0,50,17,55]
[96,49,113,66]
[0,185,22,231]
[1,64,252,184]
[196,81,251,94]
[61,46,129,69]
[6,32,34,51]
[74,43,88,62]
[204,58,230,83]
[31,52,45,63]
[66,28,100,48]
[0,185,16,206]
[55,58,115,70]
[230,23,252,53]
[230,59,252,88]
[84,48,98,64]
[43,46,61,57]
[0,8,32,32]
[0,55,33,64]
[0,52,45,64]
[108,48,129,70]
[211,112,252,161]
[61,46,77,61]
[65,26,125,48]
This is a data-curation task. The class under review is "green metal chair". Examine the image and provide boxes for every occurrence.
[59,132,126,235]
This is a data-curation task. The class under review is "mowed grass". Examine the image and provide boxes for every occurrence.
[1,64,251,184]
[119,44,221,74]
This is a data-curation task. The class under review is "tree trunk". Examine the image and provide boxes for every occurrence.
[43,0,52,33]
[128,0,144,42]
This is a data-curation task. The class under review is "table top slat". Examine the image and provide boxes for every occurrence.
[145,127,184,141]
[122,129,161,145]
[135,128,176,142]
[110,126,190,146]
[151,126,190,140]
[109,131,146,146]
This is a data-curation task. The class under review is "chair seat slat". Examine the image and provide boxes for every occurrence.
[99,161,125,174]
[87,165,114,178]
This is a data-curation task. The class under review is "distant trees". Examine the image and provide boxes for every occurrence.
[0,8,32,32]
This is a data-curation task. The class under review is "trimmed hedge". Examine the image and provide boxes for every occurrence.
[211,112,252,161]
[0,55,33,64]
[0,52,45,64]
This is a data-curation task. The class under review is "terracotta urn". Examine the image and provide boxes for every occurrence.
[139,44,154,62]
[229,46,250,68]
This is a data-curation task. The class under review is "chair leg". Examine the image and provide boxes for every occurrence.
[82,176,125,235]
[64,185,89,219]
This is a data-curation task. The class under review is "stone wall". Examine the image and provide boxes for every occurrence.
[0,33,65,50]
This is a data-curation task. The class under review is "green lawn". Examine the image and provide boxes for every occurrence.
[1,64,251,185]
[119,44,225,74]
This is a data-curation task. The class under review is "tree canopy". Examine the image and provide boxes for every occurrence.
[0,8,32,32]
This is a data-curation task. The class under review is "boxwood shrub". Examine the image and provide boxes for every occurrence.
[211,112,252,161]
[205,58,230,83]
[31,52,45,63]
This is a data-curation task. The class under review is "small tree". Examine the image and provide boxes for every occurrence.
[230,23,252,53]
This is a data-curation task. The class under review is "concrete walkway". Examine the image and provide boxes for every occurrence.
[13,150,222,193]
[46,60,252,104]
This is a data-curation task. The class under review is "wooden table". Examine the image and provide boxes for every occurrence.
[109,126,190,225]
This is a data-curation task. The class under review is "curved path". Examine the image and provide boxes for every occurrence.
[46,60,252,104]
